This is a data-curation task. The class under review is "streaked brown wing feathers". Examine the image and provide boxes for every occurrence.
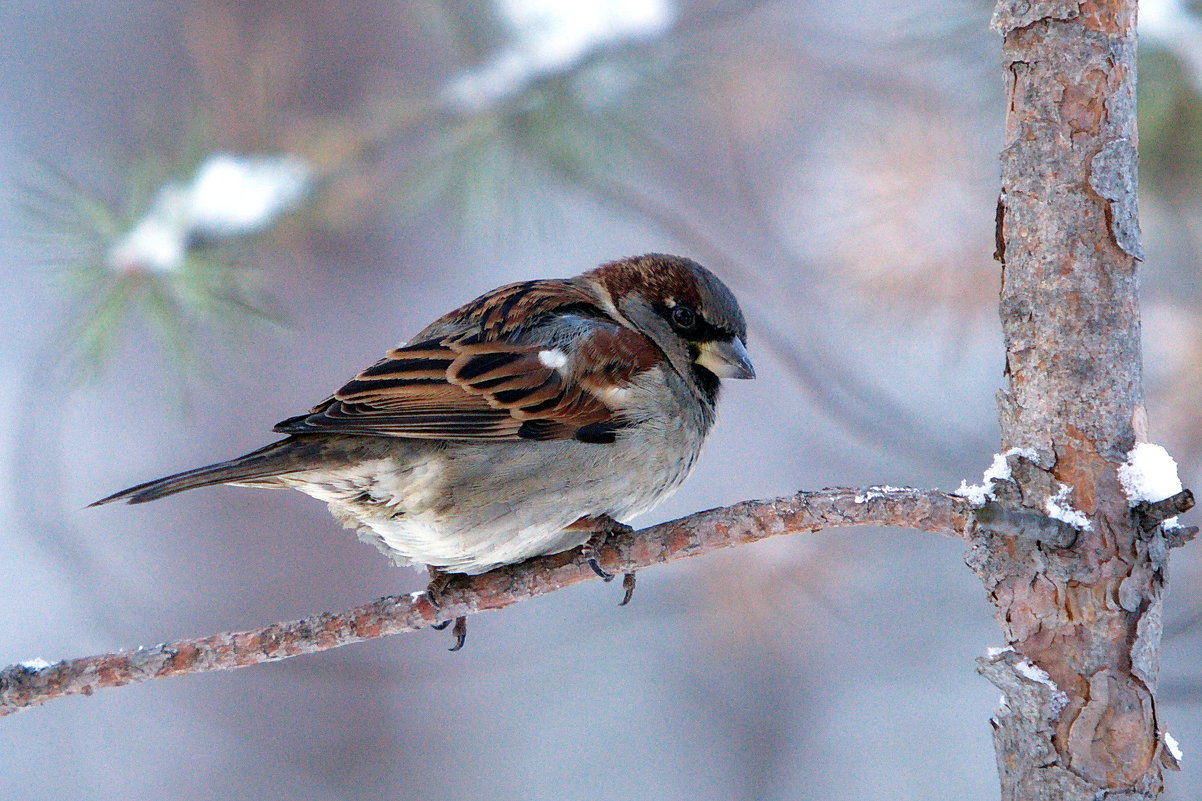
[273,292,655,441]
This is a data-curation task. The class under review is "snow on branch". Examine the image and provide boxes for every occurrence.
[0,487,968,718]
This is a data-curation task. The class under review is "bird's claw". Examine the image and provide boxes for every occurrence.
[589,554,615,581]
[619,572,637,606]
[448,616,468,651]
[581,534,615,581]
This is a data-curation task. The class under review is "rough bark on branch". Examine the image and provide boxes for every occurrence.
[985,1,1174,798]
[0,486,968,718]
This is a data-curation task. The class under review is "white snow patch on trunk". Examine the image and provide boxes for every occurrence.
[955,448,1038,506]
[1118,443,1185,527]
[1118,443,1183,502]
[1045,483,1092,531]
[1165,731,1184,761]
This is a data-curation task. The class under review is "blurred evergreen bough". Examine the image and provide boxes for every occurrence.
[21,149,302,381]
[22,0,705,381]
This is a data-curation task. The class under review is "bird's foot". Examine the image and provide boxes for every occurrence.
[424,567,468,650]
[570,515,636,600]
[578,516,632,580]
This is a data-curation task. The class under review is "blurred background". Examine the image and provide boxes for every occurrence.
[2,0,1200,798]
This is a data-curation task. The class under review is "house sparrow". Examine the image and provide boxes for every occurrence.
[93,253,754,648]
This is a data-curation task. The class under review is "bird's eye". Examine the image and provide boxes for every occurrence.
[671,305,697,330]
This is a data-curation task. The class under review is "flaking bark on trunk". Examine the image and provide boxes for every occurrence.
[980,1,1171,798]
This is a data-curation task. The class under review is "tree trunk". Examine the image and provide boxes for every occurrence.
[979,1,1170,798]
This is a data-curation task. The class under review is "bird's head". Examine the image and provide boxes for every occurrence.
[586,253,754,402]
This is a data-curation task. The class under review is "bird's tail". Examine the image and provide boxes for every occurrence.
[89,437,324,506]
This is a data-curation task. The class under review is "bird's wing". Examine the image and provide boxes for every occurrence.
[274,280,659,442]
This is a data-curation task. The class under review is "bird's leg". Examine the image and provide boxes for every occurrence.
[424,566,468,649]
[425,566,452,627]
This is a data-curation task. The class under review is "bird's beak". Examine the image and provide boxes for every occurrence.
[696,338,755,380]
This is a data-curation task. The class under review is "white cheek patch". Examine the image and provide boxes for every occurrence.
[538,349,569,369]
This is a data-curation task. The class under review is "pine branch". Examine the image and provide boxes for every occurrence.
[0,487,968,717]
